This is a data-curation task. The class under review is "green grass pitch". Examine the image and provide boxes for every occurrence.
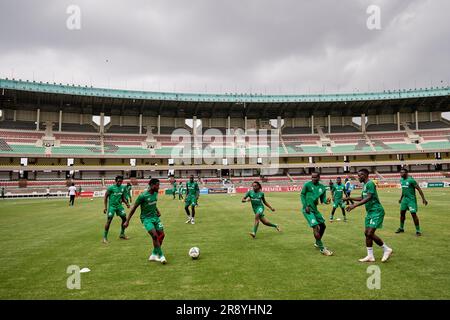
[0,188,449,299]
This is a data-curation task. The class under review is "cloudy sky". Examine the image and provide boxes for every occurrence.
[0,0,449,94]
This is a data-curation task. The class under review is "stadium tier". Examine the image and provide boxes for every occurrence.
[0,78,449,190]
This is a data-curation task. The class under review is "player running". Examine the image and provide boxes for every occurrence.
[301,172,333,256]
[125,182,133,204]
[242,181,280,238]
[185,175,200,224]
[124,178,167,264]
[177,182,184,200]
[396,168,428,236]
[344,178,354,204]
[329,177,347,222]
[172,179,177,200]
[345,169,393,262]
[102,175,130,244]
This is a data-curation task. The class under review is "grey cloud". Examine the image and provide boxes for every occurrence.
[0,0,448,94]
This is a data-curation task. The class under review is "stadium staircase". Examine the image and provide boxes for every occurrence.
[374,170,385,180]
[286,172,294,182]
[403,123,423,148]
[316,126,332,147]
[279,136,289,155]
[363,134,377,152]
[100,134,105,154]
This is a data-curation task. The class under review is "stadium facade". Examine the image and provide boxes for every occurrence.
[0,78,449,196]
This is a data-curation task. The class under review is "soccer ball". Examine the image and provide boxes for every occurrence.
[189,247,200,259]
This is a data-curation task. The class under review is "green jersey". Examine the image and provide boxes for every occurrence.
[245,190,265,213]
[331,183,345,201]
[186,181,199,197]
[135,190,159,219]
[361,180,384,212]
[401,176,417,200]
[107,184,126,208]
[125,185,132,197]
[301,181,327,212]
[172,182,177,190]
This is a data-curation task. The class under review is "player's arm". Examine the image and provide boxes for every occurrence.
[415,185,428,206]
[156,207,161,217]
[103,190,110,214]
[320,189,330,205]
[346,192,371,212]
[242,192,250,203]
[344,193,362,202]
[195,184,200,200]
[124,202,139,228]
[300,186,310,213]
[262,196,275,212]
[345,196,362,202]
[122,193,130,208]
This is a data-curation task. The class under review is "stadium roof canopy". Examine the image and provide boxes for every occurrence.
[1,78,449,118]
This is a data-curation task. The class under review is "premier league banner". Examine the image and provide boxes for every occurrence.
[236,185,303,193]
[207,188,228,194]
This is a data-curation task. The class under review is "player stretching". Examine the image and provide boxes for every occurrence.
[301,172,333,256]
[124,178,167,264]
[102,176,130,244]
[185,175,199,224]
[330,177,347,222]
[242,181,280,238]
[346,169,393,262]
[396,168,428,236]
[125,182,133,204]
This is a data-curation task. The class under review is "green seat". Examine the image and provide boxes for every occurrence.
[0,145,46,154]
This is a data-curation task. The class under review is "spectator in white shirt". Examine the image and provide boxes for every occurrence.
[68,183,77,206]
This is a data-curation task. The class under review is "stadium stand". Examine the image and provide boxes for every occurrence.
[0,139,12,151]
[0,78,449,196]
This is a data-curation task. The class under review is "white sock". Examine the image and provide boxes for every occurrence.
[382,244,391,253]
[367,247,374,258]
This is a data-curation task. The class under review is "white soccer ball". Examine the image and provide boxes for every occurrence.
[189,247,200,259]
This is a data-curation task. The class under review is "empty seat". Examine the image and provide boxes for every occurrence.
[107,125,143,134]
[0,120,37,130]
[282,127,311,134]
[366,124,398,132]
[418,121,450,129]
[330,125,359,133]
[58,123,97,132]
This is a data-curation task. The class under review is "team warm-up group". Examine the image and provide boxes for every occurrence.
[100,168,427,264]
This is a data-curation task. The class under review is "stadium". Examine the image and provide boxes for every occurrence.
[1,78,449,299]
[1,0,450,304]
[1,78,449,196]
